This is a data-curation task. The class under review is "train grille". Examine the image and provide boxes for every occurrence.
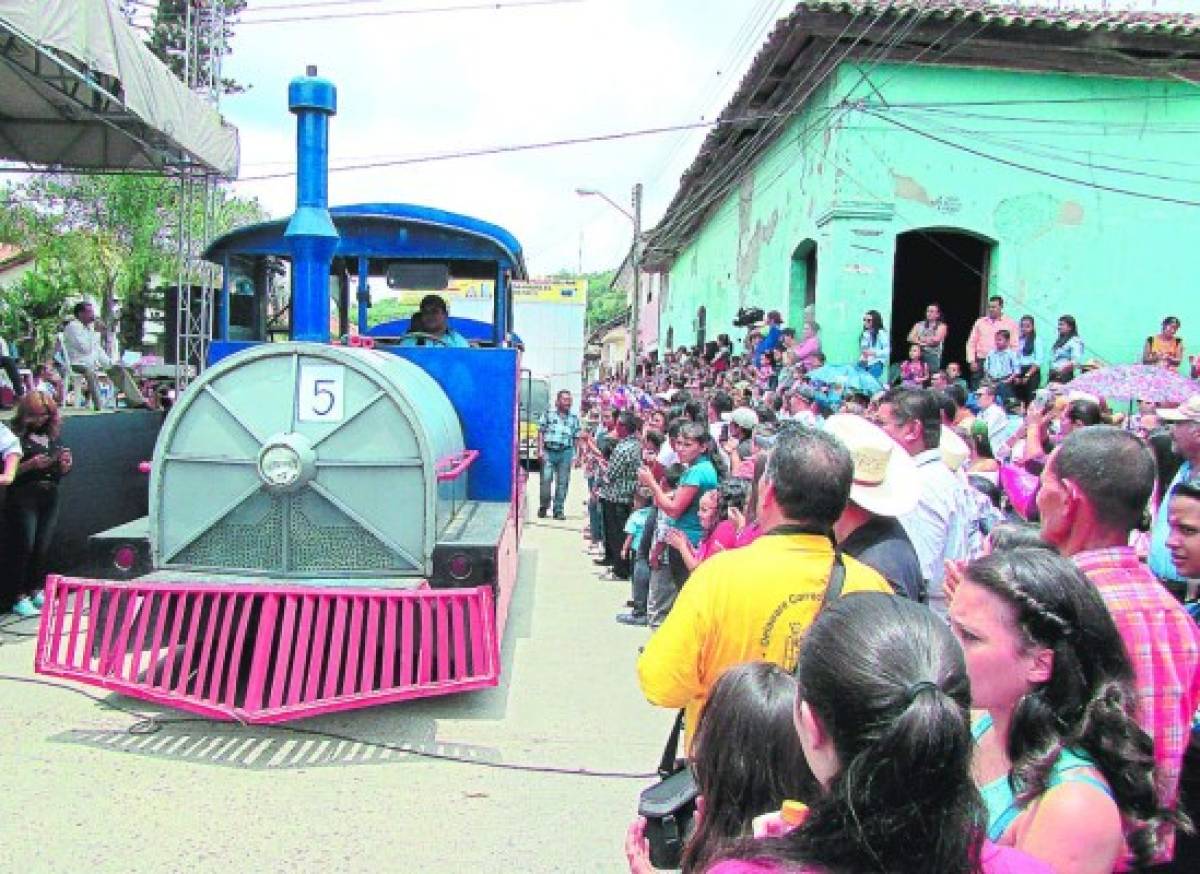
[35,575,499,723]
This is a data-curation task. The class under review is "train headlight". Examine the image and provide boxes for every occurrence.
[257,435,316,492]
[261,445,302,486]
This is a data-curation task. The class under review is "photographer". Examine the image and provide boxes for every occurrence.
[3,392,72,618]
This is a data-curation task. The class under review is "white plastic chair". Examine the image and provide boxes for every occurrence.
[56,331,91,408]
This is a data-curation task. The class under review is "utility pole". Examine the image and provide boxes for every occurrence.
[630,182,642,380]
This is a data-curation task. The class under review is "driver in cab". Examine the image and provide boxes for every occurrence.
[402,294,470,348]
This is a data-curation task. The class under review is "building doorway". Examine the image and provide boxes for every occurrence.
[789,240,817,328]
[891,229,994,370]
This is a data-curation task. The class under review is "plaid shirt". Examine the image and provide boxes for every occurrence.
[598,435,641,504]
[537,409,580,451]
[1074,546,1200,863]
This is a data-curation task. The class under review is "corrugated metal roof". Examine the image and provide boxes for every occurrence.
[800,1,1200,36]
[643,2,1200,266]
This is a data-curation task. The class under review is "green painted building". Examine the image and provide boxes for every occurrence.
[643,1,1200,374]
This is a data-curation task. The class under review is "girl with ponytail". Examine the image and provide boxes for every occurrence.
[951,548,1179,874]
[707,593,1049,873]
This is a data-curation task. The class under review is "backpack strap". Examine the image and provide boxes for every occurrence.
[657,710,686,778]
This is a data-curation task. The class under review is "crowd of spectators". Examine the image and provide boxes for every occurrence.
[570,307,1200,873]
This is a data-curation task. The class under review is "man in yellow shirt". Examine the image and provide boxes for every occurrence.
[637,426,892,744]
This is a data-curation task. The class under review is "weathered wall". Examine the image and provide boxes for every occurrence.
[658,61,1200,370]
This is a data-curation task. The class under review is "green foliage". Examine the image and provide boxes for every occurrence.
[584,270,624,332]
[366,298,411,329]
[0,175,267,360]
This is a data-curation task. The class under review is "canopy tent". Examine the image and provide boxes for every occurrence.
[0,0,239,177]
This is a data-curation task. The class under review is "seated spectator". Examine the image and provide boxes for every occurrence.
[857,310,889,380]
[899,344,929,387]
[791,321,820,365]
[637,426,891,746]
[825,413,924,601]
[951,548,1178,872]
[62,302,149,409]
[625,662,817,874]
[1144,316,1183,369]
[32,363,64,406]
[983,329,1020,404]
[700,593,1053,874]
[946,360,970,393]
[1048,315,1084,383]
[975,383,1008,448]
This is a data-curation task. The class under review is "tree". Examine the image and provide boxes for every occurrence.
[584,270,623,333]
[0,176,266,361]
[118,0,248,95]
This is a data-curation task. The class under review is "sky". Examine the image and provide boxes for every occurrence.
[218,0,1200,277]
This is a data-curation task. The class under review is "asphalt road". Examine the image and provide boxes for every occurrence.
[0,473,668,874]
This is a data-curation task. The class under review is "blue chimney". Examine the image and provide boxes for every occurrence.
[284,65,339,343]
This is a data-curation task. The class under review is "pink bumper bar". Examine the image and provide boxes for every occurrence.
[35,575,499,723]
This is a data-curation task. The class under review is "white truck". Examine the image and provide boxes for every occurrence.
[451,279,586,469]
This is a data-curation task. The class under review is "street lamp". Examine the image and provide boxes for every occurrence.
[577,184,643,379]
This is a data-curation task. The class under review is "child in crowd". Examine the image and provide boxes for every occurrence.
[899,343,929,387]
[643,463,685,628]
[946,360,970,393]
[625,662,817,874]
[619,489,654,625]
[984,329,1020,404]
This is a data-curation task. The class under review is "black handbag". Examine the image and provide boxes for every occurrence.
[637,710,697,870]
[637,546,845,869]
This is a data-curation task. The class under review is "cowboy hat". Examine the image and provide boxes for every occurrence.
[824,414,919,518]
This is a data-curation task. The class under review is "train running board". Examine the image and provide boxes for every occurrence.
[35,575,500,723]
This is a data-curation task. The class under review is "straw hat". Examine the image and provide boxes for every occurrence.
[940,424,970,471]
[824,414,919,518]
[1160,394,1200,424]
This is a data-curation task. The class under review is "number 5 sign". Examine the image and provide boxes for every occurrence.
[298,365,345,423]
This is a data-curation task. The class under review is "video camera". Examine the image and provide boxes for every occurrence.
[732,306,764,329]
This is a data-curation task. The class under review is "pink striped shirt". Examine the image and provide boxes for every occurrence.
[1073,546,1200,863]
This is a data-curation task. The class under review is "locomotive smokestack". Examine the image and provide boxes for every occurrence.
[284,66,339,343]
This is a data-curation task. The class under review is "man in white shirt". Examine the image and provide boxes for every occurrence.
[974,383,1008,448]
[62,302,148,410]
[876,388,970,617]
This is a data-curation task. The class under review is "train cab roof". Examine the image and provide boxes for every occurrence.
[204,202,528,278]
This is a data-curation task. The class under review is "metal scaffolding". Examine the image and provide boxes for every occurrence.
[173,1,226,391]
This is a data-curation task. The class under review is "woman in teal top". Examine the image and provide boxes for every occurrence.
[949,548,1174,874]
[637,421,722,585]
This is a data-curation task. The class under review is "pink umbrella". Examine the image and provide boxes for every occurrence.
[1068,364,1200,404]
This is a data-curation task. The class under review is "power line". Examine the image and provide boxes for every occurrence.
[232,0,583,26]
[883,105,1200,187]
[862,107,1200,208]
[232,118,727,182]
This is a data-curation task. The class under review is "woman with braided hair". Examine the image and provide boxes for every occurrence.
[690,593,1050,874]
[950,548,1179,874]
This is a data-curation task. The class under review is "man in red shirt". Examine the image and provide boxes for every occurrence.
[965,295,1019,387]
[1037,426,1200,863]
